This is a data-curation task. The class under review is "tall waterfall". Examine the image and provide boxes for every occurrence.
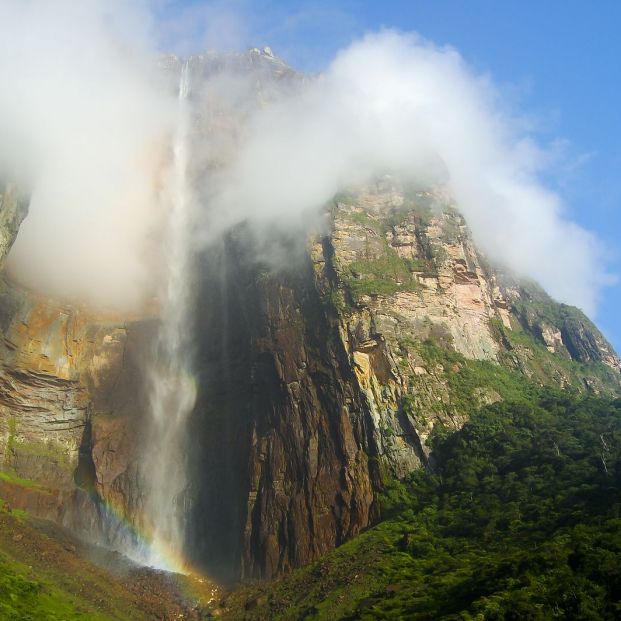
[141,59,197,571]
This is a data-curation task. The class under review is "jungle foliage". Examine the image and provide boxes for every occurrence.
[225,391,621,620]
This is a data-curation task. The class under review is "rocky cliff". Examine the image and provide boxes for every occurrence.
[180,177,620,580]
[0,183,28,268]
[0,275,154,541]
[0,53,619,584]
[0,178,619,582]
[318,179,621,479]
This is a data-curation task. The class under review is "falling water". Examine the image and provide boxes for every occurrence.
[140,59,197,571]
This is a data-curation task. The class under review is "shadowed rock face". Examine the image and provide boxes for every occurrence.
[185,234,380,581]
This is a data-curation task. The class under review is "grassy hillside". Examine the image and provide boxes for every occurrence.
[221,390,621,620]
[0,504,218,620]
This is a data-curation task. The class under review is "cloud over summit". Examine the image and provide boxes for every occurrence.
[214,30,611,315]
[0,3,611,316]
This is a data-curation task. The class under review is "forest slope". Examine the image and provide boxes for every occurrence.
[221,390,621,620]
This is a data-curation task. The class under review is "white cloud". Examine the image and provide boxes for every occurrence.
[0,3,611,316]
[0,0,173,309]
[210,31,612,315]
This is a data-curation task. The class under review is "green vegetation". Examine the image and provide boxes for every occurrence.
[405,257,437,274]
[0,504,201,620]
[0,470,44,490]
[323,288,347,314]
[509,279,587,330]
[0,505,131,621]
[440,214,462,243]
[333,188,453,301]
[491,316,621,396]
[344,209,383,232]
[345,251,422,299]
[0,499,28,520]
[502,280,619,391]
[383,201,424,230]
[0,551,115,621]
[14,440,72,471]
[401,186,436,228]
[4,416,15,467]
[224,391,621,619]
[423,339,535,398]
[399,338,538,420]
[429,241,449,264]
[333,202,422,300]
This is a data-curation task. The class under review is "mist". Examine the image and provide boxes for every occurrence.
[211,31,611,315]
[0,3,611,315]
[0,0,173,309]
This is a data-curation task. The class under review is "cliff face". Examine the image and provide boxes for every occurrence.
[0,177,619,581]
[0,53,619,582]
[314,179,620,477]
[0,179,151,543]
[182,178,620,580]
[182,237,380,580]
[0,277,153,542]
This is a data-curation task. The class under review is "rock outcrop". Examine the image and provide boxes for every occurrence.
[0,275,153,546]
[182,235,380,581]
[180,179,620,579]
[0,183,28,268]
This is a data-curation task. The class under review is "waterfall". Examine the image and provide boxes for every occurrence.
[140,59,197,571]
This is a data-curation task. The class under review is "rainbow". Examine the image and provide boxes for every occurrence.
[80,484,222,604]
[80,478,208,581]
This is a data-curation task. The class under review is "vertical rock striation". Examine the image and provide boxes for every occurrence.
[185,235,379,581]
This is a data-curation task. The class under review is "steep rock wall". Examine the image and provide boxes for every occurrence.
[0,276,152,546]
[318,179,620,477]
[185,236,381,581]
[0,175,618,584]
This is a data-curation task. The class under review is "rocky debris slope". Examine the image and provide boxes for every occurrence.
[0,503,220,620]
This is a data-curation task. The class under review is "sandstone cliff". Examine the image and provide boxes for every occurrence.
[0,276,154,543]
[0,179,619,581]
[0,54,619,583]
[179,178,620,579]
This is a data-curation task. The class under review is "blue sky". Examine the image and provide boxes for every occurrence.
[157,0,621,351]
